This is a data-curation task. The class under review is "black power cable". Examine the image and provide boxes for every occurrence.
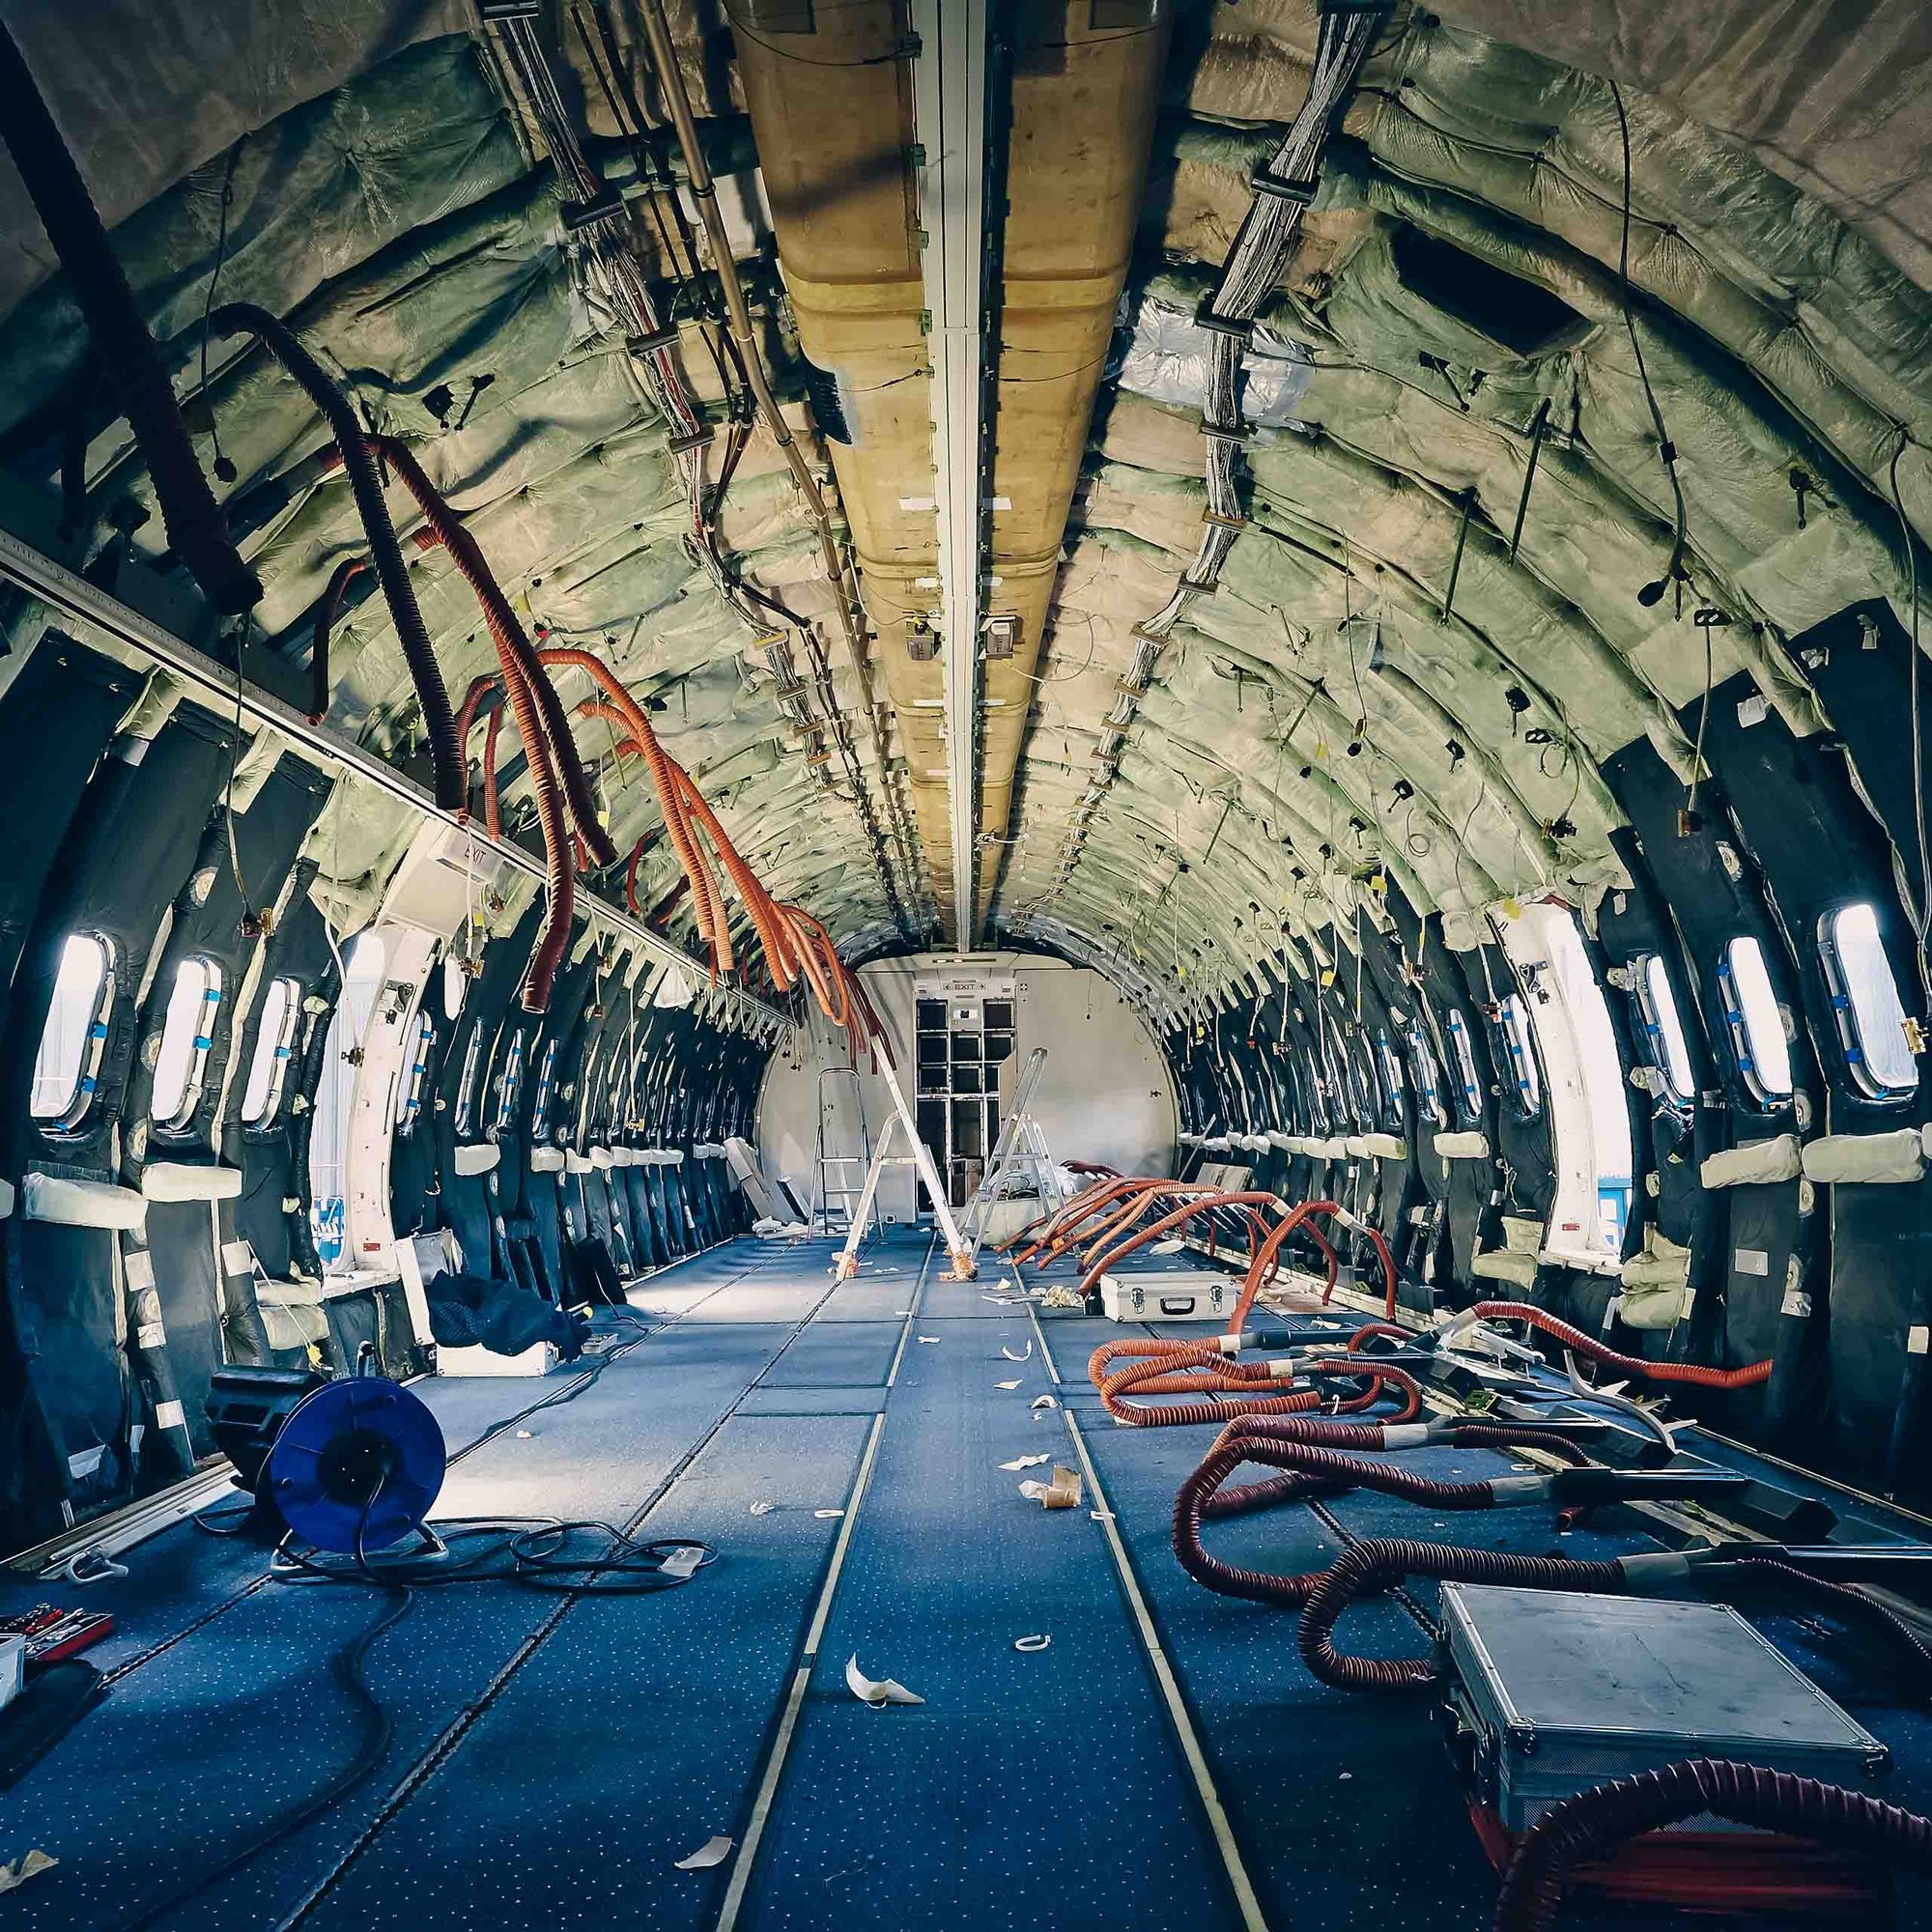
[115,1497,413,1932]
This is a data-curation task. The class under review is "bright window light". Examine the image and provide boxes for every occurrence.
[1721,935,1792,1102]
[151,956,223,1130]
[1822,902,1917,1098]
[1634,954,1695,1102]
[31,934,113,1123]
[241,976,300,1127]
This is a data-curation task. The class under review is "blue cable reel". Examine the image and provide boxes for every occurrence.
[265,1375,446,1555]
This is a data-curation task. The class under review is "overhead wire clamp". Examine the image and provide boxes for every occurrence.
[1249,165,1321,205]
[560,182,626,234]
[1193,300,1254,342]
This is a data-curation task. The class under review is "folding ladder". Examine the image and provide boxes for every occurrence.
[959,1047,1063,1264]
[810,1065,872,1236]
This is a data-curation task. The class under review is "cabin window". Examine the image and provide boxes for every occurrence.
[1492,993,1542,1120]
[31,933,116,1127]
[1445,1009,1484,1122]
[452,1027,486,1139]
[1719,935,1793,1104]
[1632,954,1694,1104]
[1403,1024,1444,1129]
[150,956,223,1131]
[1819,901,1917,1100]
[241,976,301,1127]
[1375,1029,1406,1130]
[530,1038,559,1142]
[494,1032,526,1134]
[394,1009,436,1132]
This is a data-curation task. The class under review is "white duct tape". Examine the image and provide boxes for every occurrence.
[1486,1474,1552,1503]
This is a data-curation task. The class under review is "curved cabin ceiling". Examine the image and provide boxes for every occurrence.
[0,0,1928,1024]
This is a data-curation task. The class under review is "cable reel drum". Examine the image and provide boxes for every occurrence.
[265,1371,446,1558]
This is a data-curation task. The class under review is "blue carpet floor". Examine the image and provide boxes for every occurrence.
[6,1230,1931,1929]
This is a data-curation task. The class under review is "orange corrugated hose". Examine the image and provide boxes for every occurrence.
[1009,1177,1188,1264]
[1075,1192,1293,1305]
[450,654,878,1050]
[1094,1341,1423,1429]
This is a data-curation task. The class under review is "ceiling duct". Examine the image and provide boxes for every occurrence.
[729,1,1169,943]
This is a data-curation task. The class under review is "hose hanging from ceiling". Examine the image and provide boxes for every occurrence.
[0,24,261,617]
[366,439,616,870]
[208,302,467,812]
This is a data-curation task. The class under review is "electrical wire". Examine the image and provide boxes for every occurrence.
[1608,79,1689,606]
[115,1495,412,1932]
[1885,432,1932,1002]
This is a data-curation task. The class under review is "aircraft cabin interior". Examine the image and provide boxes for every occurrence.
[5,1,1932,1926]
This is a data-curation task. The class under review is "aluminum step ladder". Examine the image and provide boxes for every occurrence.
[833,1037,974,1282]
[810,1066,872,1236]
[960,1047,1064,1265]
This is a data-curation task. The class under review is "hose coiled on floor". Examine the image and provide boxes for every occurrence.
[1298,1540,1628,1690]
[1095,1342,1421,1430]
[1493,1761,1932,1932]
[1172,1419,1594,1607]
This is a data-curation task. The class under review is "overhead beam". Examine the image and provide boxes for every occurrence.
[910,0,991,945]
[0,526,792,1035]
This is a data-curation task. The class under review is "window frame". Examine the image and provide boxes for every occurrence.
[493,1031,526,1135]
[1630,952,1695,1106]
[1374,1028,1407,1131]
[1403,1021,1446,1130]
[30,933,117,1131]
[452,1026,486,1138]
[150,954,224,1134]
[1817,900,1918,1103]
[1444,1007,1484,1124]
[529,1037,559,1143]
[394,1009,437,1134]
[241,975,303,1129]
[1491,991,1543,1122]
[1717,934,1794,1108]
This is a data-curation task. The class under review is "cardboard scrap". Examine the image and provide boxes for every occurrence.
[0,1852,56,1896]
[1018,1465,1083,1510]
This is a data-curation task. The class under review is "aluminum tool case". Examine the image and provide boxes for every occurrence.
[1437,1584,1889,1831]
[1098,1269,1236,1322]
